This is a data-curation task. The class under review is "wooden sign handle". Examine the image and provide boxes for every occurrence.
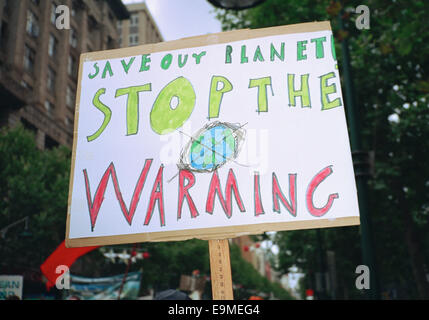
[209,239,234,300]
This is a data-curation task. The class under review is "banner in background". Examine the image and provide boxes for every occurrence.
[0,275,23,300]
[68,271,141,300]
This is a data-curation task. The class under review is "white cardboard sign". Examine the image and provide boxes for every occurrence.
[66,22,360,247]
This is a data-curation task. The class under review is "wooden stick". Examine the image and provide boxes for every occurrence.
[208,239,234,300]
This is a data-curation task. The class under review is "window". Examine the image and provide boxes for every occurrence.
[23,45,36,73]
[21,118,37,135]
[3,0,11,15]
[47,67,56,92]
[64,116,73,128]
[21,80,33,91]
[45,134,59,149]
[66,86,75,108]
[68,55,77,77]
[48,34,57,57]
[44,100,54,116]
[50,3,57,24]
[26,10,39,38]
[130,14,139,26]
[71,3,76,17]
[107,36,115,49]
[129,34,138,46]
[0,21,8,51]
[69,28,77,48]
[71,0,79,17]
[88,16,97,34]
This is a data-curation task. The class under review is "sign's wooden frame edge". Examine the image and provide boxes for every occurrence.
[66,217,359,248]
[65,20,358,248]
[80,21,331,61]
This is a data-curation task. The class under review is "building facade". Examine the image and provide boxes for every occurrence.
[231,236,267,276]
[0,0,129,149]
[118,2,163,48]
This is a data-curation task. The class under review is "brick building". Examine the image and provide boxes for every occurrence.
[0,0,129,149]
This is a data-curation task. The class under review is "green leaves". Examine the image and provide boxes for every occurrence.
[0,126,71,268]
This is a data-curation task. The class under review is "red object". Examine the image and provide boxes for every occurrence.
[192,269,200,276]
[243,246,249,252]
[131,247,137,257]
[254,243,260,248]
[40,240,99,290]
[306,289,314,297]
[142,252,150,259]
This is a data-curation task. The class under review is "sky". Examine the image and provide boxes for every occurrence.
[122,0,223,41]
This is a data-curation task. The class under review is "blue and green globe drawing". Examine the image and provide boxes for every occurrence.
[179,122,245,172]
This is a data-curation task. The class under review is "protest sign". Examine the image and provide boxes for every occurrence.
[66,21,359,248]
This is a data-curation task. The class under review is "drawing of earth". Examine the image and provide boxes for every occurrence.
[178,121,245,172]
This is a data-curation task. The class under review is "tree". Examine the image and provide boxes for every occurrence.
[215,0,429,299]
[0,126,70,271]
